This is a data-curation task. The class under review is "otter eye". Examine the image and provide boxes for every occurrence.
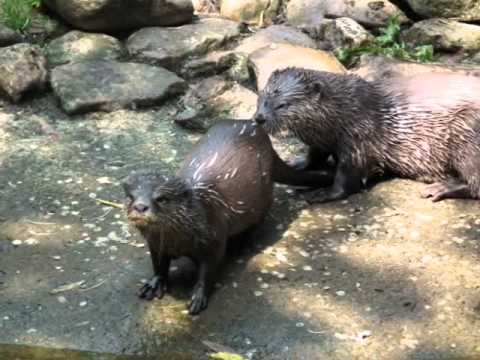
[275,103,287,110]
[155,195,168,204]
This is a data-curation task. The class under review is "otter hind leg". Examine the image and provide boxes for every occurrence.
[421,180,471,202]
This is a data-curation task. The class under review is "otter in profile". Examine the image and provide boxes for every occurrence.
[122,119,332,315]
[254,67,480,203]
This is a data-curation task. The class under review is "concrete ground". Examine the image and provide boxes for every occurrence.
[1,94,480,360]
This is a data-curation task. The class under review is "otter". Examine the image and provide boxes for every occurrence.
[122,119,333,314]
[253,67,480,203]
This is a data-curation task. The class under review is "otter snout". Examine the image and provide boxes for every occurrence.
[254,112,266,125]
[133,202,149,213]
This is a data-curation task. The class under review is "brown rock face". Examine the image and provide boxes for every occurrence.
[248,43,346,90]
[43,0,194,32]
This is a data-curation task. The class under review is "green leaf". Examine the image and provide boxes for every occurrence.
[210,352,246,360]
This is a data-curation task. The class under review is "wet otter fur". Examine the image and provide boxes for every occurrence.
[122,119,333,314]
[254,67,480,203]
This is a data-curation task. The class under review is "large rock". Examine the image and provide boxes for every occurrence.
[402,19,480,52]
[50,60,187,114]
[0,24,23,47]
[43,0,194,32]
[235,25,316,55]
[249,43,346,90]
[127,17,241,70]
[0,43,47,102]
[45,31,124,67]
[220,0,281,25]
[350,54,480,81]
[287,0,408,28]
[322,17,374,50]
[176,76,257,131]
[406,0,480,21]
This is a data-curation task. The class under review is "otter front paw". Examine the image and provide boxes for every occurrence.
[303,187,349,204]
[188,284,208,315]
[421,181,470,202]
[138,276,167,300]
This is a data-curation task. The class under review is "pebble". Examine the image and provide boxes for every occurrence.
[336,290,346,296]
[79,301,88,307]
[295,322,304,328]
[254,291,263,297]
[88,193,97,199]
[3,316,10,321]
[12,240,22,246]
[57,296,67,304]
[302,265,313,271]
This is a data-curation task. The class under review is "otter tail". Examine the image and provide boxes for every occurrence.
[272,150,334,188]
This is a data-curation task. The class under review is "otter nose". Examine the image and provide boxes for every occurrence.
[255,113,266,125]
[133,202,149,213]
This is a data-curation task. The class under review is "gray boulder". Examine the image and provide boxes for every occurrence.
[402,19,480,52]
[43,0,194,32]
[45,31,124,67]
[406,0,480,21]
[50,60,187,114]
[0,43,47,102]
[287,0,408,28]
[127,17,241,70]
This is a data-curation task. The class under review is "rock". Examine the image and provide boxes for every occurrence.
[0,24,23,47]
[127,17,241,70]
[350,54,480,82]
[287,0,408,28]
[50,60,187,114]
[248,43,346,90]
[235,25,316,55]
[43,0,194,32]
[176,76,257,131]
[192,0,219,13]
[0,43,47,102]
[45,31,124,67]
[182,51,250,83]
[322,17,374,50]
[402,19,480,53]
[406,0,480,21]
[220,0,281,25]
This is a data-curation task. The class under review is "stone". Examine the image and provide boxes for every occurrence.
[235,25,316,55]
[50,60,187,114]
[127,17,241,70]
[402,19,480,53]
[350,54,480,82]
[176,76,257,131]
[220,0,281,25]
[248,43,346,90]
[0,24,23,47]
[0,43,47,102]
[192,0,219,13]
[322,17,374,50]
[287,0,408,28]
[406,0,480,21]
[43,0,194,32]
[45,31,124,67]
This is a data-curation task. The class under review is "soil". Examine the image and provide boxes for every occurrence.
[1,94,480,360]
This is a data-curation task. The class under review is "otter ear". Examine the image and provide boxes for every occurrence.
[309,82,323,97]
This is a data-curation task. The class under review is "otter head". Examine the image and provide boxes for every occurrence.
[122,169,193,230]
[254,67,324,137]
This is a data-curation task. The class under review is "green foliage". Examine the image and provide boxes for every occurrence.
[336,15,435,67]
[1,0,42,31]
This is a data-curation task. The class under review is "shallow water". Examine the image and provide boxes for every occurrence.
[0,344,193,360]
